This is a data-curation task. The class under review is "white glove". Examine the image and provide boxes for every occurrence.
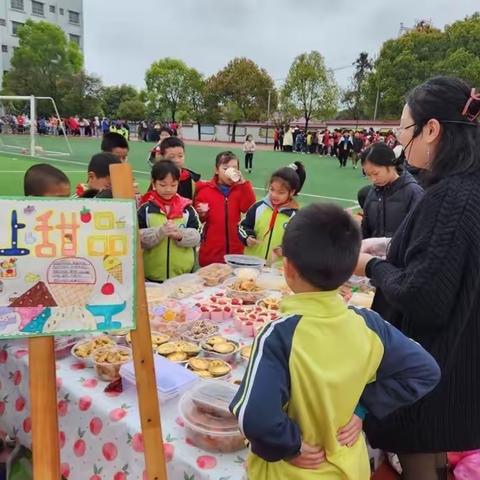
[361,237,391,257]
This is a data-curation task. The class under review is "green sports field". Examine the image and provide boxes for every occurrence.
[0,135,368,207]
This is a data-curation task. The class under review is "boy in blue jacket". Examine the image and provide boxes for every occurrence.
[230,203,440,480]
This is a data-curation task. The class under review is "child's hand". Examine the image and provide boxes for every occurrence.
[337,414,363,447]
[288,442,325,470]
[246,236,261,247]
[196,202,209,215]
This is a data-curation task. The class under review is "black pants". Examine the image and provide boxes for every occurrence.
[338,150,349,166]
[398,453,448,480]
[274,140,280,151]
[245,153,253,170]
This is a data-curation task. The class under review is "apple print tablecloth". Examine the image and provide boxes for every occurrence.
[0,338,248,480]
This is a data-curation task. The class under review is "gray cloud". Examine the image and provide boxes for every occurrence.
[83,0,478,90]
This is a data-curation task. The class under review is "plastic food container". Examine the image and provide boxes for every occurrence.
[197,263,233,286]
[55,336,83,360]
[224,255,266,271]
[224,278,267,305]
[178,380,246,453]
[201,337,240,363]
[121,354,198,402]
[71,336,115,367]
[181,320,219,344]
[92,345,132,382]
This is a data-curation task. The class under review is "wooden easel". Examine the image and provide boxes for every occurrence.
[27,164,167,479]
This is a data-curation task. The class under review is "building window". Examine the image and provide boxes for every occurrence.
[1,45,7,53]
[69,34,80,45]
[10,0,24,11]
[49,4,55,13]
[68,10,80,24]
[12,21,24,36]
[32,1,44,16]
[0,19,6,26]
[59,7,63,14]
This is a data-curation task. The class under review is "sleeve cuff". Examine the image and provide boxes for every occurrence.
[365,257,383,279]
[354,403,368,420]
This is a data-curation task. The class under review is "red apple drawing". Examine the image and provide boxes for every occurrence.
[102,442,118,461]
[101,283,115,295]
[78,396,92,412]
[89,417,103,436]
[109,404,129,422]
[15,396,25,412]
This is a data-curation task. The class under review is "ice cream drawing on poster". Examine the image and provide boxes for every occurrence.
[0,198,137,338]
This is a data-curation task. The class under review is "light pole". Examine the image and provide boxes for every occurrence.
[265,89,271,145]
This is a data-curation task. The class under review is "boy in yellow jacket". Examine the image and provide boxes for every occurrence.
[231,203,440,479]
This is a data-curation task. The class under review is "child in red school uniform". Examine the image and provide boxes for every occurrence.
[194,151,256,266]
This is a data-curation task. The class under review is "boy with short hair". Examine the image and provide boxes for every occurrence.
[75,152,122,198]
[24,164,71,197]
[101,132,129,163]
[230,203,440,480]
[158,137,200,200]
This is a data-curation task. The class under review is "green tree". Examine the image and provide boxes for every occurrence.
[2,20,82,104]
[116,99,145,121]
[282,51,339,132]
[342,52,373,120]
[207,57,276,142]
[145,58,198,122]
[59,72,103,117]
[364,15,480,119]
[100,84,139,118]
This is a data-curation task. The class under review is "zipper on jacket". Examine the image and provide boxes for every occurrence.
[265,228,274,260]
[224,196,230,254]
[166,238,171,279]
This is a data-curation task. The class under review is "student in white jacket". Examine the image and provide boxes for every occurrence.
[243,135,256,173]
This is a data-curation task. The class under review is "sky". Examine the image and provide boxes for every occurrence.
[83,0,479,91]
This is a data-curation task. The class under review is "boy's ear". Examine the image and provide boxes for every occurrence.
[87,171,95,182]
[283,257,297,282]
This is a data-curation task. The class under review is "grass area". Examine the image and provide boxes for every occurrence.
[0,135,368,207]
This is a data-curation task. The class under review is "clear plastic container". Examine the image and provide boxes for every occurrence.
[178,380,246,453]
[224,277,267,305]
[70,336,115,367]
[224,255,266,270]
[200,337,240,363]
[197,263,233,286]
[92,345,132,382]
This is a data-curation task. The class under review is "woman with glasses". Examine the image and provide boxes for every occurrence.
[355,76,480,480]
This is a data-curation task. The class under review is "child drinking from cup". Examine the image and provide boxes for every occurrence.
[194,151,256,266]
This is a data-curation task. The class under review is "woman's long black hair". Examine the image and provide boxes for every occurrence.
[406,76,480,185]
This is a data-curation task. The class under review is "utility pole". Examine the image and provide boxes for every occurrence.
[265,89,271,145]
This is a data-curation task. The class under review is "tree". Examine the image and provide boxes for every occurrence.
[59,72,103,117]
[206,57,276,142]
[2,20,82,104]
[100,84,139,118]
[282,51,339,132]
[116,99,145,121]
[185,70,221,140]
[342,52,373,119]
[145,58,197,122]
[364,15,480,118]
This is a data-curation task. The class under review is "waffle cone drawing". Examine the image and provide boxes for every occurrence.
[49,284,94,307]
[108,264,123,284]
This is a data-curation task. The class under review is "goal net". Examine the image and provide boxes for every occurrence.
[0,95,72,159]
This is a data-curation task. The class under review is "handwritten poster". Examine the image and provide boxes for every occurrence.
[0,198,136,338]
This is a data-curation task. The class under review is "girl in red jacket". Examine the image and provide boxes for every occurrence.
[194,151,256,266]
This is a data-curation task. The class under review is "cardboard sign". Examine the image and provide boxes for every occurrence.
[0,198,136,337]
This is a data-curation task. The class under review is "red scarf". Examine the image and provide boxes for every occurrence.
[140,191,191,219]
[263,198,298,239]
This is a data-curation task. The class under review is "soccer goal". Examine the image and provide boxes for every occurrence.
[0,95,73,158]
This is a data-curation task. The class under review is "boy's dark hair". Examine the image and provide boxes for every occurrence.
[215,150,239,168]
[88,152,122,178]
[269,161,306,196]
[159,126,173,136]
[283,203,361,290]
[101,132,129,152]
[151,159,180,182]
[159,136,185,155]
[24,164,70,196]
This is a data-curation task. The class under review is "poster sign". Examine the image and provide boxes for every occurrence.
[0,198,136,337]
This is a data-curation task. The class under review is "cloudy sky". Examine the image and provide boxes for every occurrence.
[83,0,478,90]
